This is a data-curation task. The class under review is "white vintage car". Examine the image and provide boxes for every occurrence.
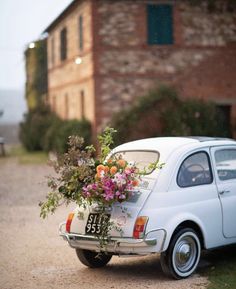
[59,137,236,279]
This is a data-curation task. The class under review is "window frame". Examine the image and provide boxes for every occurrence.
[177,151,214,188]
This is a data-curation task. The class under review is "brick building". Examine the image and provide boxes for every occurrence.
[44,0,236,137]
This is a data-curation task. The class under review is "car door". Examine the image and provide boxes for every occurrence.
[210,146,236,238]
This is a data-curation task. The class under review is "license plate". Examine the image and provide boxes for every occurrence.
[85,213,110,235]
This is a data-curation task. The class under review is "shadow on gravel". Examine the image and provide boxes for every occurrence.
[80,254,190,282]
[199,244,236,271]
[80,245,236,283]
[104,255,166,280]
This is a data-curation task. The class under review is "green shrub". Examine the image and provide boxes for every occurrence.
[20,106,92,153]
[19,106,59,151]
[111,85,180,145]
[43,119,91,153]
[111,85,231,145]
[163,99,231,137]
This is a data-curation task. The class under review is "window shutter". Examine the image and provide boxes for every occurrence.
[147,4,173,45]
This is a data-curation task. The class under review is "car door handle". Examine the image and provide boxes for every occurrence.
[219,190,230,195]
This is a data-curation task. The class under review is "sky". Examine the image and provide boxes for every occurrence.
[0,0,73,91]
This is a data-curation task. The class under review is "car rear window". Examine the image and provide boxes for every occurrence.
[113,150,159,175]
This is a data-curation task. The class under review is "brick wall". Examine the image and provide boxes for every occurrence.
[47,0,95,123]
[46,0,236,138]
[94,0,236,133]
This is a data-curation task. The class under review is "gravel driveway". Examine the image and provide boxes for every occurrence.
[0,158,208,289]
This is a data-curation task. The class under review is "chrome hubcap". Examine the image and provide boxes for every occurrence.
[173,235,198,273]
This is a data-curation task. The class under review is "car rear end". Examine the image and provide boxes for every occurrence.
[59,149,166,255]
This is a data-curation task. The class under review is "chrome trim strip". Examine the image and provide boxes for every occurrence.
[59,222,163,251]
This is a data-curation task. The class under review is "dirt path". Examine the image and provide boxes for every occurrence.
[0,158,209,289]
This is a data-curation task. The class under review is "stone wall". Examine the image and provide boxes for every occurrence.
[94,0,236,132]
[180,1,236,46]
[46,0,236,137]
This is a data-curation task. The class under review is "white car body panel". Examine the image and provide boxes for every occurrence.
[63,137,236,255]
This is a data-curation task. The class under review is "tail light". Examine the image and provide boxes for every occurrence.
[133,216,149,239]
[66,212,74,233]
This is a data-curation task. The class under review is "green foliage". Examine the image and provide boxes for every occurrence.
[43,118,91,154]
[111,85,231,145]
[97,127,117,162]
[19,105,58,151]
[199,246,236,289]
[111,85,179,145]
[163,99,231,137]
[39,127,116,219]
[39,191,62,219]
[25,39,48,110]
[19,106,92,153]
[9,145,47,164]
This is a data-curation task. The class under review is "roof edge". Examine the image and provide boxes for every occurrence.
[43,0,80,33]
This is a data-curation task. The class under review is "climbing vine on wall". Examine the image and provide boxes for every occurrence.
[25,39,48,110]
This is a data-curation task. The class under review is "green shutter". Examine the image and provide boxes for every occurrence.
[147,4,173,45]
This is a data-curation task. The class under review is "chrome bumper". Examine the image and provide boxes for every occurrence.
[59,222,166,255]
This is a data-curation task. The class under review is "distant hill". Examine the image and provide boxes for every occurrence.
[0,89,27,124]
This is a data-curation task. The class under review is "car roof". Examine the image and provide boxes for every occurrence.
[115,136,235,150]
[114,137,236,162]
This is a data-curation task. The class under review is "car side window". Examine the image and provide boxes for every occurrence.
[215,149,236,181]
[177,151,213,187]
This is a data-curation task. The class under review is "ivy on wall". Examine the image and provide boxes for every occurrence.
[25,39,48,110]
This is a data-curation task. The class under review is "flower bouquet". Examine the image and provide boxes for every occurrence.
[40,128,161,248]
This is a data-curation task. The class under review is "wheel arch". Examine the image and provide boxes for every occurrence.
[171,220,205,249]
[162,217,206,252]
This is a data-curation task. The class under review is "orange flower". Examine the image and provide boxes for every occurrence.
[96,164,105,172]
[117,159,126,168]
[104,166,109,173]
[107,159,113,164]
[110,166,118,175]
[132,179,139,187]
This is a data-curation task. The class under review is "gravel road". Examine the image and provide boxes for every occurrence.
[0,158,208,289]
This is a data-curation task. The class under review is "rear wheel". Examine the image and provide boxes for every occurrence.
[160,228,201,279]
[75,249,112,268]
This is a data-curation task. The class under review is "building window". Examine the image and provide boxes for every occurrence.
[216,105,231,137]
[80,90,85,118]
[52,95,56,112]
[60,27,67,61]
[51,37,55,66]
[78,15,83,51]
[147,4,173,45]
[65,93,69,118]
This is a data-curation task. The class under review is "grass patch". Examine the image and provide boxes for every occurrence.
[201,245,236,289]
[9,145,48,164]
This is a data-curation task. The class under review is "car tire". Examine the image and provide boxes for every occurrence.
[160,228,201,279]
[75,249,112,268]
